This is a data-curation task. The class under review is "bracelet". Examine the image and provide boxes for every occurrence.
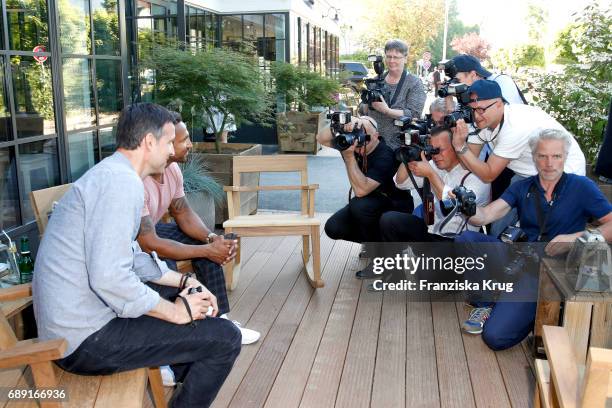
[206,232,218,244]
[176,295,195,326]
[178,272,193,293]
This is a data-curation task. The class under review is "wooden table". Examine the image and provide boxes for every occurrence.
[534,257,612,364]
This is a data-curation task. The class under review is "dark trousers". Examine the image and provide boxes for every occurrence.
[155,222,230,315]
[325,193,413,243]
[379,211,452,242]
[57,283,241,408]
[455,231,538,351]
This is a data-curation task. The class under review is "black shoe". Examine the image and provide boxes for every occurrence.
[355,267,377,279]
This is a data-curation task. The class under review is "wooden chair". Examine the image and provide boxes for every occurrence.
[27,185,167,408]
[534,325,612,408]
[222,155,323,290]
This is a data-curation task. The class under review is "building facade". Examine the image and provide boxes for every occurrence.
[0,0,340,239]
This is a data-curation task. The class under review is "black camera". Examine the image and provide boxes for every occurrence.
[360,55,389,107]
[437,82,474,127]
[327,111,370,151]
[188,286,203,295]
[394,114,434,135]
[440,186,477,217]
[499,226,528,243]
[394,115,439,163]
[440,59,457,80]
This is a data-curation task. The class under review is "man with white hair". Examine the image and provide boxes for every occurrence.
[429,97,455,126]
[454,128,612,351]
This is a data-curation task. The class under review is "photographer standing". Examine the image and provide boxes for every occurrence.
[451,80,586,236]
[317,116,413,244]
[361,39,426,150]
[455,129,612,351]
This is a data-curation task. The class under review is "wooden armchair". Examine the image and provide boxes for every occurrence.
[534,325,612,408]
[222,155,323,290]
[29,185,167,407]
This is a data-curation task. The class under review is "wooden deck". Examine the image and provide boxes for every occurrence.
[145,213,536,408]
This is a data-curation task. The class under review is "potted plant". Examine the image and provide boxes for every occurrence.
[271,62,341,154]
[142,43,274,224]
[179,154,224,229]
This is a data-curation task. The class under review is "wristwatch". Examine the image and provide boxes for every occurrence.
[206,232,218,243]
[455,143,469,155]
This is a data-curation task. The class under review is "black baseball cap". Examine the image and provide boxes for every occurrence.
[451,54,492,78]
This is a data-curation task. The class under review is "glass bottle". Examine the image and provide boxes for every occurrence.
[18,237,34,283]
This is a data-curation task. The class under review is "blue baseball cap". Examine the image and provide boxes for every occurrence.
[468,80,504,101]
[452,54,492,78]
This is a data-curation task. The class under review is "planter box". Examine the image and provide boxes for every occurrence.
[185,190,215,230]
[191,142,262,225]
[277,111,327,154]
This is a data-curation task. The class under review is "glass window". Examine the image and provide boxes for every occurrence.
[205,13,217,43]
[59,0,91,55]
[18,140,60,222]
[6,0,49,52]
[265,14,285,40]
[0,147,19,229]
[92,0,120,56]
[96,59,123,126]
[0,59,11,142]
[10,55,55,138]
[137,0,151,17]
[99,127,116,159]
[221,15,242,45]
[62,58,95,131]
[68,130,98,180]
[151,5,166,16]
[243,15,263,41]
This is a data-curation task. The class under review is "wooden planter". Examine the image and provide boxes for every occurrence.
[185,190,215,230]
[276,111,327,154]
[191,142,262,226]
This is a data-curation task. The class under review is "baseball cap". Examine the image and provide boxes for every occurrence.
[468,80,504,101]
[452,54,492,78]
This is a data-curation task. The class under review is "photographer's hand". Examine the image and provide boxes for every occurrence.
[545,232,581,257]
[407,152,434,178]
[451,119,469,152]
[371,97,390,115]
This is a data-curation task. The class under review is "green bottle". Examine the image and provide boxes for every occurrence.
[18,237,34,283]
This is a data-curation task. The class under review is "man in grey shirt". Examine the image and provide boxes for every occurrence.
[33,103,241,408]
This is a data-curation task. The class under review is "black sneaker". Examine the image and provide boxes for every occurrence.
[355,267,377,279]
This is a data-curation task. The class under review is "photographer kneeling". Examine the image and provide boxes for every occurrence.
[455,128,612,351]
[379,126,490,243]
[317,114,414,244]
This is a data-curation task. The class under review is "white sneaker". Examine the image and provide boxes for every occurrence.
[220,314,261,345]
[160,365,176,387]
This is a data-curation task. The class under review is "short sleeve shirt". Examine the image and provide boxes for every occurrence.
[358,139,402,197]
[142,162,185,224]
[500,173,612,242]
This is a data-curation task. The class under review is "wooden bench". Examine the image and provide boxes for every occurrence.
[28,185,167,407]
[534,325,612,407]
[222,155,323,290]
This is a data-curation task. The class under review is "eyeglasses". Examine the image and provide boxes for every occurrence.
[472,101,497,115]
[385,55,405,61]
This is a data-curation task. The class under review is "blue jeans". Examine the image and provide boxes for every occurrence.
[455,231,538,350]
[57,283,241,408]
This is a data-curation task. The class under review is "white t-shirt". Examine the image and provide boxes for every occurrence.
[469,104,586,178]
[394,162,491,236]
[487,73,524,105]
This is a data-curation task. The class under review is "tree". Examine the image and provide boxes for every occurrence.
[512,44,545,67]
[356,0,445,66]
[142,45,274,153]
[553,24,580,64]
[427,0,479,64]
[450,32,491,61]
[526,0,548,43]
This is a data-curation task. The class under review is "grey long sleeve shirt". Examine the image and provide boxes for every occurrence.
[33,152,166,356]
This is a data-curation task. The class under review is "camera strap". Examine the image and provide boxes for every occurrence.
[529,174,565,242]
[386,70,407,107]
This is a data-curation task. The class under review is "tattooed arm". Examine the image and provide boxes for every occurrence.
[137,215,211,260]
[169,196,212,243]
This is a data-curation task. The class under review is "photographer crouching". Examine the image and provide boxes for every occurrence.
[317,113,414,245]
[455,129,612,351]
[359,39,426,151]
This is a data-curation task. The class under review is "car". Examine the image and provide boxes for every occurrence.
[339,61,369,83]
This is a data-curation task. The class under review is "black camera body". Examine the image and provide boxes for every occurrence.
[327,111,370,152]
[394,115,439,164]
[437,81,475,127]
[499,226,528,243]
[360,55,389,107]
[440,186,477,217]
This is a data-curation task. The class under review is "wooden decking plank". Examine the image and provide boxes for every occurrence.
[94,369,148,408]
[495,341,536,408]
[455,303,511,408]
[335,272,384,408]
[268,243,362,408]
[405,295,440,408]
[371,289,407,407]
[228,239,353,408]
[212,229,336,408]
[432,302,476,408]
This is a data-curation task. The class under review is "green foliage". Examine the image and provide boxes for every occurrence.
[427,0,480,64]
[179,154,224,205]
[553,24,580,64]
[531,1,611,163]
[141,44,274,153]
[340,51,370,64]
[513,44,546,68]
[271,62,341,112]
